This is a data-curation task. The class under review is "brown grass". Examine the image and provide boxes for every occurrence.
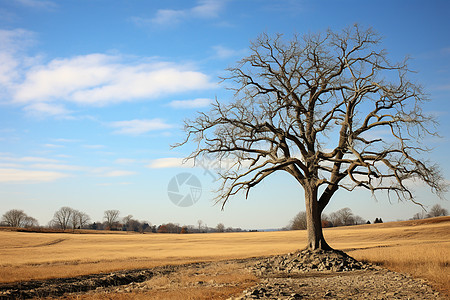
[1,217,449,297]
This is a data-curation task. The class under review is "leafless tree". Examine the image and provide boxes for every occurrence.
[177,25,446,250]
[104,210,120,230]
[197,219,203,232]
[290,211,307,230]
[426,204,448,218]
[51,207,73,230]
[122,215,133,231]
[1,209,37,228]
[330,207,355,226]
[411,211,426,220]
[216,223,225,232]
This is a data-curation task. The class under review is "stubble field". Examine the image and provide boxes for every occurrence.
[0,216,449,298]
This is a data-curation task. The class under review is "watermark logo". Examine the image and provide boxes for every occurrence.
[167,173,202,207]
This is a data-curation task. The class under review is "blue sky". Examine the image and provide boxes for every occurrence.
[0,0,449,229]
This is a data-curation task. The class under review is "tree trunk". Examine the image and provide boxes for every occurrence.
[304,183,332,251]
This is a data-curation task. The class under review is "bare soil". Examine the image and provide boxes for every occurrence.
[0,250,444,299]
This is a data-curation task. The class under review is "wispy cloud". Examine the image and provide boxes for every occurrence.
[43,143,64,148]
[109,119,173,135]
[114,158,137,164]
[82,144,105,149]
[147,157,194,169]
[212,45,247,59]
[0,168,68,183]
[102,170,136,177]
[133,0,226,27]
[168,98,212,109]
[15,0,57,10]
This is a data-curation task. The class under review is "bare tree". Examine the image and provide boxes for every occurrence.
[197,219,203,232]
[122,215,133,231]
[177,25,446,250]
[330,207,355,226]
[51,207,73,230]
[426,204,448,218]
[216,223,225,232]
[104,210,120,230]
[290,211,307,230]
[411,211,426,220]
[1,209,37,228]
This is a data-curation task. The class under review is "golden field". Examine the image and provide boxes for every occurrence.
[0,216,449,296]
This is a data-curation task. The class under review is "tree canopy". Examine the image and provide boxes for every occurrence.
[177,25,447,250]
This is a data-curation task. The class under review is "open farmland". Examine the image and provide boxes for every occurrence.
[0,217,449,298]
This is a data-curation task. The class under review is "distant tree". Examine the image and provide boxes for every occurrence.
[366,220,371,224]
[1,209,37,228]
[177,25,447,250]
[374,218,383,223]
[216,223,225,232]
[68,209,90,231]
[180,226,188,234]
[290,211,307,230]
[157,224,168,233]
[411,211,426,220]
[104,210,120,230]
[51,207,74,230]
[330,208,354,226]
[353,215,366,225]
[197,219,203,232]
[122,215,133,231]
[426,204,448,218]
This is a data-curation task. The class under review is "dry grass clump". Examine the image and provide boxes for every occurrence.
[349,242,450,297]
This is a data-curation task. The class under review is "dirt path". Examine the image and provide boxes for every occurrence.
[0,251,445,299]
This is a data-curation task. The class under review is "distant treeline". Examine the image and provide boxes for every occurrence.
[286,204,448,230]
[0,207,248,234]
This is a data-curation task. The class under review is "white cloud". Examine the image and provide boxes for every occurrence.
[212,45,247,59]
[1,156,60,163]
[43,143,64,148]
[24,102,73,119]
[102,170,136,177]
[136,0,226,26]
[168,98,212,109]
[110,119,173,135]
[0,30,216,118]
[114,158,137,164]
[30,163,84,171]
[151,9,186,25]
[147,157,194,169]
[0,168,68,183]
[12,54,215,109]
[0,29,35,88]
[191,0,223,18]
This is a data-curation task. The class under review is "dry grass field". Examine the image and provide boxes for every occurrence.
[0,216,449,297]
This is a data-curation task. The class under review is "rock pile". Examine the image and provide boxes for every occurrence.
[251,249,375,275]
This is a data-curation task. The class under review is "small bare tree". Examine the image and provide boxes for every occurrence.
[177,25,446,250]
[51,207,73,230]
[216,223,225,232]
[104,210,120,230]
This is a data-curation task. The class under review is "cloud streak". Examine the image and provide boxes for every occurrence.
[133,0,226,26]
[168,98,212,109]
[109,119,173,135]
